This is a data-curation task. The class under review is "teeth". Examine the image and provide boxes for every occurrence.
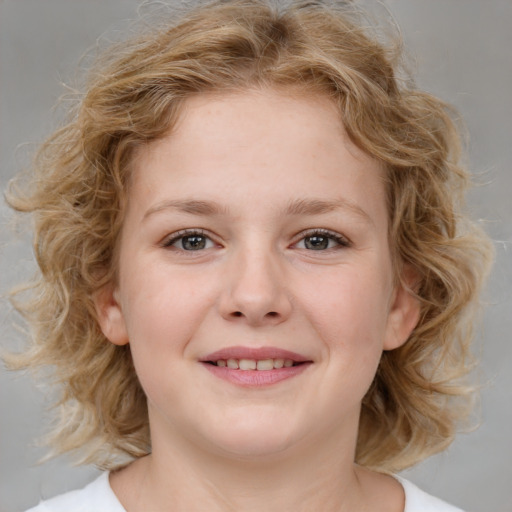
[239,359,257,370]
[214,358,297,370]
[256,359,273,371]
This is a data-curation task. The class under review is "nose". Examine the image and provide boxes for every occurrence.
[218,244,292,327]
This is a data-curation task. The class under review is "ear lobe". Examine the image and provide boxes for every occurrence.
[93,284,129,346]
[383,266,421,351]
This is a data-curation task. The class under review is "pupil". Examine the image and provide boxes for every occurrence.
[182,235,206,250]
[305,236,328,250]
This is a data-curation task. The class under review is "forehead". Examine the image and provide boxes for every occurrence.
[128,88,387,226]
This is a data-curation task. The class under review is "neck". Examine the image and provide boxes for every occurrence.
[114,421,368,512]
[111,406,403,512]
[154,440,358,512]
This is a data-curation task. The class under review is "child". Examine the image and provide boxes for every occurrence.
[5,1,492,510]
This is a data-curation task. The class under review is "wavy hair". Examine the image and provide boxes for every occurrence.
[5,0,493,472]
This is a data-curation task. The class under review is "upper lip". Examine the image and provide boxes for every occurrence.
[200,346,311,363]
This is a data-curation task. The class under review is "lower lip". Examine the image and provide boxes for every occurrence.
[201,362,311,387]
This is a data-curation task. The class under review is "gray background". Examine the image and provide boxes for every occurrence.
[1,1,511,511]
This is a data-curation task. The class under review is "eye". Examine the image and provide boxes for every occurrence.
[294,229,350,251]
[163,230,216,251]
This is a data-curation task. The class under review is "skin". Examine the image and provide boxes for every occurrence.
[95,88,420,511]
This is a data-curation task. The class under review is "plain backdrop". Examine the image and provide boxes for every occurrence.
[1,1,511,511]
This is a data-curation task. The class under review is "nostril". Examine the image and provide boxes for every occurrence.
[230,311,278,318]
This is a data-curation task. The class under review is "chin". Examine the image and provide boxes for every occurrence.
[204,417,300,460]
[214,437,296,461]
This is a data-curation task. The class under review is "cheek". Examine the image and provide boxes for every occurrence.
[296,265,391,354]
[119,259,232,382]
[118,269,216,408]
[119,264,216,360]
[287,269,391,423]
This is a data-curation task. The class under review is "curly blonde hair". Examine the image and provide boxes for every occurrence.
[5,0,492,472]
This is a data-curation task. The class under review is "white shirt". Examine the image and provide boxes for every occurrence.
[26,472,465,512]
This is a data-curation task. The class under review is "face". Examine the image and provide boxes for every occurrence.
[96,89,419,460]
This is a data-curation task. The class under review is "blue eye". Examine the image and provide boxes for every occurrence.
[164,231,215,251]
[296,230,350,250]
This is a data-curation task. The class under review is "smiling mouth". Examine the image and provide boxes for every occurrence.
[205,358,305,370]
[200,347,312,386]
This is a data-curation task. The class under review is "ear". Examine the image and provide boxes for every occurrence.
[93,283,129,346]
[383,265,421,351]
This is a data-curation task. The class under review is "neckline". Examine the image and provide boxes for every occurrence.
[102,471,413,512]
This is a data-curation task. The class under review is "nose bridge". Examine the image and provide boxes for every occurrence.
[220,235,291,325]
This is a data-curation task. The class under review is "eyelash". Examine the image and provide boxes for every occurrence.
[162,229,214,249]
[294,228,351,250]
[161,228,351,252]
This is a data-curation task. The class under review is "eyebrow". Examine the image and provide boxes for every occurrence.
[143,199,229,220]
[143,197,373,225]
[283,198,372,224]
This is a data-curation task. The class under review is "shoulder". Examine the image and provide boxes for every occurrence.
[397,476,465,512]
[25,472,126,512]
